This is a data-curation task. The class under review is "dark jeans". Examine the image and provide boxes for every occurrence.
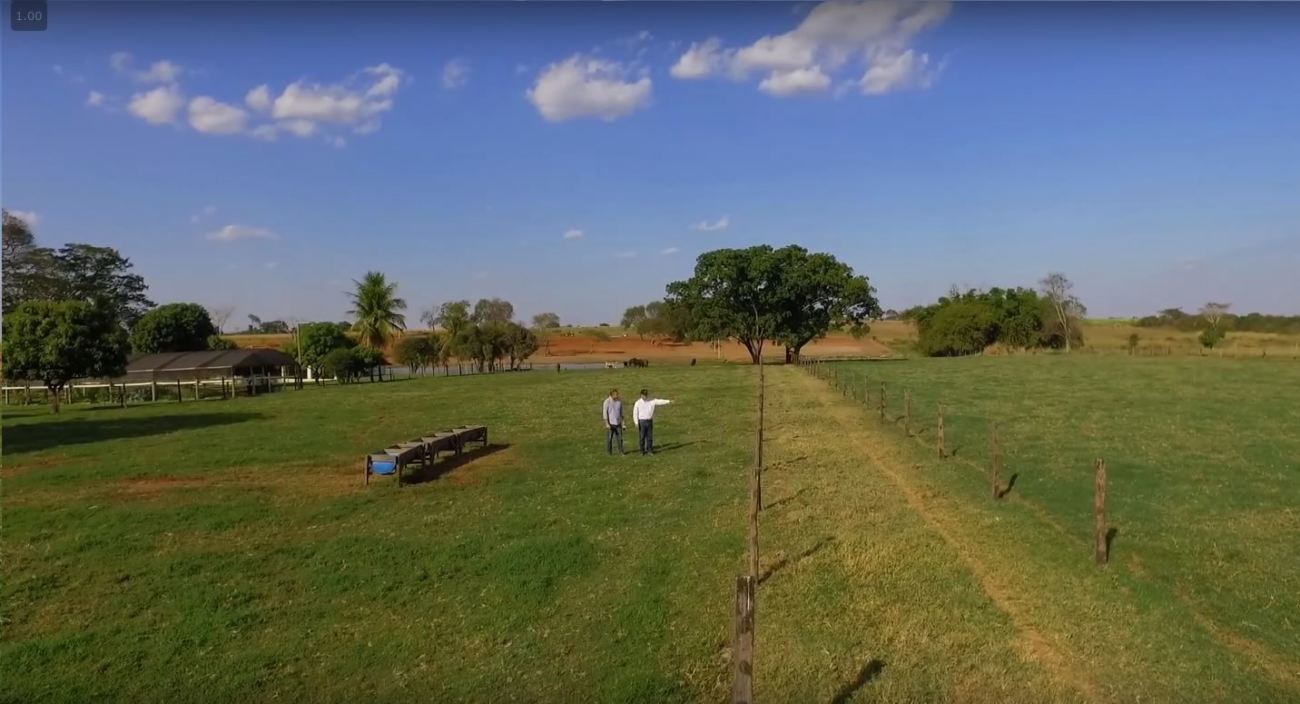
[606,424,624,454]
[637,419,654,454]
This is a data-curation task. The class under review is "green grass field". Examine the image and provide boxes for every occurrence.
[3,359,1299,702]
[819,356,1300,686]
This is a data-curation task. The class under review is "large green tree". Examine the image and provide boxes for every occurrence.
[348,272,407,349]
[53,244,154,327]
[283,322,355,380]
[472,298,514,325]
[434,300,472,337]
[394,333,440,375]
[2,300,129,412]
[1,211,153,324]
[666,245,878,363]
[129,303,218,354]
[2,210,60,312]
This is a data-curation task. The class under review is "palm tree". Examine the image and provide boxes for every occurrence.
[348,271,407,351]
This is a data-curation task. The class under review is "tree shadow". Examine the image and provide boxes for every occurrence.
[996,472,1019,499]
[764,487,808,511]
[759,536,834,584]
[401,443,511,485]
[765,455,808,472]
[2,412,265,455]
[830,659,886,703]
[654,440,701,454]
[1106,527,1120,556]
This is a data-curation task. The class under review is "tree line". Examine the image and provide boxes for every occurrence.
[900,274,1086,357]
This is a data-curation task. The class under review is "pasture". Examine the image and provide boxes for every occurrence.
[3,357,1299,702]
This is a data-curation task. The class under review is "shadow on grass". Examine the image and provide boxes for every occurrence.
[653,440,701,454]
[1106,527,1120,556]
[766,455,808,472]
[830,659,886,704]
[401,443,511,485]
[764,487,808,510]
[2,412,264,455]
[759,535,834,584]
[996,472,1019,499]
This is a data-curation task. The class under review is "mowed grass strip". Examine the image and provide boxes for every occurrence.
[755,368,1074,703]
[2,368,755,703]
[814,357,1300,699]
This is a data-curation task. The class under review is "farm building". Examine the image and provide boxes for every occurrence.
[126,348,300,384]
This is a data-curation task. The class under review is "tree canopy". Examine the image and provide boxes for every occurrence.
[472,298,514,325]
[2,300,129,412]
[911,287,1081,357]
[2,210,154,325]
[129,303,218,354]
[666,245,878,363]
[348,272,406,349]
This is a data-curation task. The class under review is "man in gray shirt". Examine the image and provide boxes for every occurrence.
[601,388,625,455]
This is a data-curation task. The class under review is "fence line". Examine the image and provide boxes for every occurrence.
[799,357,1110,568]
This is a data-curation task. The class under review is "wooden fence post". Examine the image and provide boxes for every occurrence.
[991,422,1001,499]
[194,377,201,401]
[937,404,945,458]
[756,359,764,513]
[904,390,911,436]
[731,574,756,704]
[176,379,182,402]
[749,464,760,581]
[1094,459,1108,565]
[879,383,886,422]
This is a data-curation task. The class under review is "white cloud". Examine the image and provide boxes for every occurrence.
[759,67,831,96]
[364,63,404,98]
[563,229,585,240]
[128,84,184,125]
[267,64,406,141]
[263,261,280,270]
[442,59,470,89]
[671,38,726,79]
[52,64,64,75]
[660,247,680,256]
[8,210,40,225]
[691,215,730,232]
[278,119,318,138]
[859,48,934,94]
[669,0,949,98]
[613,250,638,259]
[329,136,347,148]
[527,55,652,122]
[139,60,183,84]
[250,124,279,141]
[85,91,105,107]
[207,224,278,242]
[188,96,249,134]
[245,84,271,112]
[110,52,183,84]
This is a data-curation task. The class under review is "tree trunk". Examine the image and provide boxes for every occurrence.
[740,338,762,365]
[48,384,62,414]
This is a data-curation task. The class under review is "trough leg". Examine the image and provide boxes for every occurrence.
[365,457,371,487]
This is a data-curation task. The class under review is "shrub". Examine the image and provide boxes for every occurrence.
[1199,328,1225,349]
[207,334,237,350]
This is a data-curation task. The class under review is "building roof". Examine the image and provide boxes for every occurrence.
[126,348,298,374]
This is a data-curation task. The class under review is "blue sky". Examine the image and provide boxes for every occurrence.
[4,1,1298,325]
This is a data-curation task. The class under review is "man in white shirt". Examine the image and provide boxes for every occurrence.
[631,388,672,456]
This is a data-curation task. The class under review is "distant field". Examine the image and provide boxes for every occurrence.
[824,355,1300,667]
